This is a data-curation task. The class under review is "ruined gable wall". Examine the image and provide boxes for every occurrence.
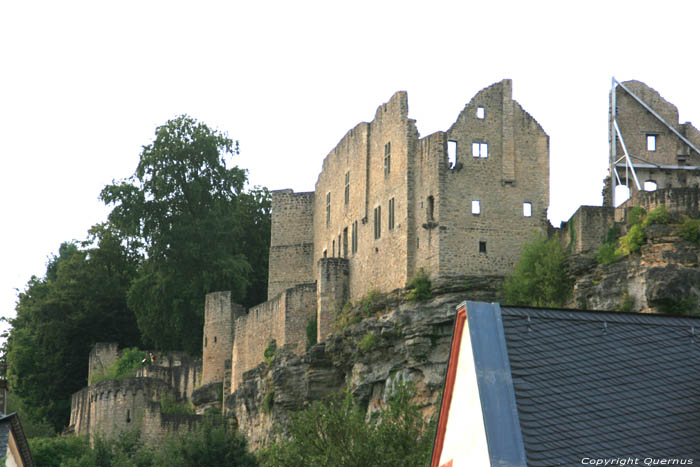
[135,353,202,402]
[313,92,412,301]
[88,343,119,385]
[267,190,315,299]
[437,80,549,278]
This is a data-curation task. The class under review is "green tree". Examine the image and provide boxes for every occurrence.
[5,229,141,432]
[100,115,270,354]
[259,383,434,467]
[504,233,572,307]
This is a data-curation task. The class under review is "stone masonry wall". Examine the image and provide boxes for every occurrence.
[609,81,700,203]
[230,282,316,393]
[559,206,617,254]
[438,80,549,278]
[317,258,349,342]
[135,353,201,402]
[202,291,244,386]
[268,190,315,299]
[627,187,700,216]
[88,343,119,384]
[314,92,413,301]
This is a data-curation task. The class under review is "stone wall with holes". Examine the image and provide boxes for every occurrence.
[230,282,316,393]
[607,80,700,203]
[433,80,550,280]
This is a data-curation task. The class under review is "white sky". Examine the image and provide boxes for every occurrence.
[2,0,700,325]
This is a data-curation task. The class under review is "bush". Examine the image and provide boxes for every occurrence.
[503,234,572,307]
[406,269,431,302]
[263,340,277,365]
[679,216,700,243]
[262,390,275,414]
[627,206,646,227]
[359,289,381,317]
[358,333,379,353]
[641,204,669,228]
[616,293,635,313]
[305,317,317,350]
[596,242,622,265]
[258,383,434,467]
[90,348,147,384]
[617,224,644,256]
[160,393,195,416]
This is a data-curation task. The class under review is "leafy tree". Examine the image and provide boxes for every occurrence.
[5,230,141,431]
[504,233,572,307]
[258,383,435,467]
[100,115,270,354]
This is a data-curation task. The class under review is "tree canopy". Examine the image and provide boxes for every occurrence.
[100,115,270,354]
[5,226,142,431]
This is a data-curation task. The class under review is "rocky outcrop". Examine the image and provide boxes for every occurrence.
[572,224,700,315]
[224,293,466,450]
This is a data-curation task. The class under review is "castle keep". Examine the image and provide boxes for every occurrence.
[205,79,551,396]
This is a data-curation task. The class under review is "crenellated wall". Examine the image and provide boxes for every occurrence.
[70,377,199,441]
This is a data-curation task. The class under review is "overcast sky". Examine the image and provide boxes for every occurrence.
[2,0,700,325]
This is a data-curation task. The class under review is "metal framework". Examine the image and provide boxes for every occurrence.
[610,77,700,206]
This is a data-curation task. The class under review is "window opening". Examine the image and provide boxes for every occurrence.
[388,198,395,230]
[323,249,327,258]
[126,410,131,423]
[523,202,532,217]
[647,134,657,151]
[479,241,487,254]
[471,200,481,215]
[326,192,331,227]
[205,336,207,347]
[374,206,382,239]
[344,172,350,205]
[352,221,358,254]
[476,107,485,119]
[447,141,457,169]
[332,240,335,257]
[384,142,391,177]
[427,196,434,221]
[644,180,657,191]
[214,336,217,344]
[343,228,348,258]
[338,235,341,256]
[472,142,488,158]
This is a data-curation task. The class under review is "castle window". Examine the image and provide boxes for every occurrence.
[476,107,485,119]
[388,198,395,230]
[427,196,434,221]
[384,142,391,177]
[126,409,131,423]
[647,134,657,151]
[344,172,350,205]
[471,200,481,215]
[523,202,532,217]
[472,142,488,158]
[447,141,457,169]
[479,241,487,254]
[326,192,331,227]
[214,336,217,344]
[352,221,358,254]
[338,235,341,256]
[342,228,348,258]
[332,240,335,257]
[374,206,382,239]
[644,180,658,191]
[205,336,207,347]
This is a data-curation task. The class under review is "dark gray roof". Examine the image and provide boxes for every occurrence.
[0,413,35,467]
[501,306,700,465]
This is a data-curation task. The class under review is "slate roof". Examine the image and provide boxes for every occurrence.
[0,413,35,467]
[501,307,700,465]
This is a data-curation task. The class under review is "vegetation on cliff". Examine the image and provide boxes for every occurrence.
[504,233,572,307]
[258,383,435,467]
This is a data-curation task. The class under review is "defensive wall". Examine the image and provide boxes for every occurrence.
[230,282,316,391]
[69,377,199,441]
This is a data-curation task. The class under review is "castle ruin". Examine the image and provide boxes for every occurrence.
[203,79,551,397]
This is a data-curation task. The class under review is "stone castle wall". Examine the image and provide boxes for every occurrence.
[70,377,198,441]
[88,342,119,384]
[201,291,244,386]
[134,353,201,402]
[230,283,316,391]
[267,190,315,299]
